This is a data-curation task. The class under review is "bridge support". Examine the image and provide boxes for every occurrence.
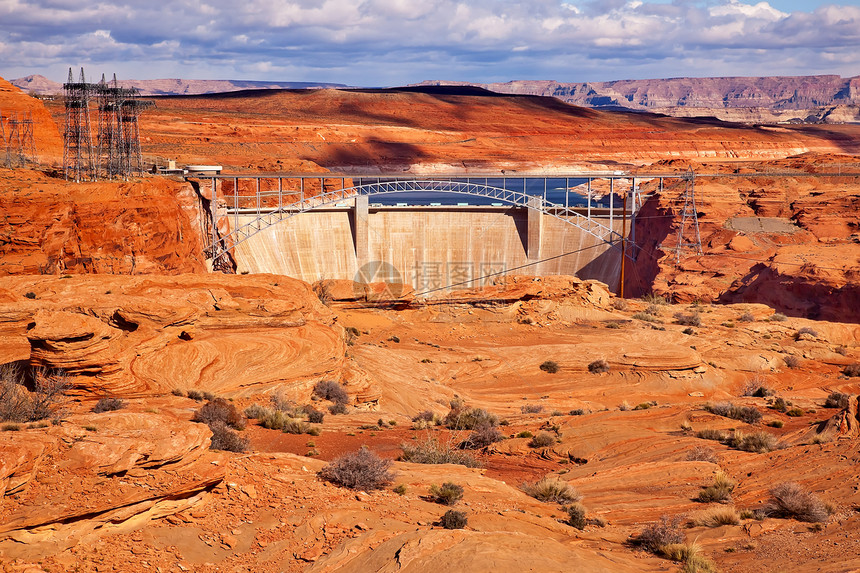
[527,195,542,260]
[352,195,369,264]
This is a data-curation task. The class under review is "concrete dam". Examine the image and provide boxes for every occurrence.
[228,199,627,293]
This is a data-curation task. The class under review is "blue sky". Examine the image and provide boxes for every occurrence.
[1,0,858,85]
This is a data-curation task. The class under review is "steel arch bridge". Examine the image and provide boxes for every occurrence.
[196,175,641,264]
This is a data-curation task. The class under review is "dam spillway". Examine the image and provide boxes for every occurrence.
[229,203,626,292]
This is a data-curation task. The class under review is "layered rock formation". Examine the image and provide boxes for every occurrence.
[0,77,63,164]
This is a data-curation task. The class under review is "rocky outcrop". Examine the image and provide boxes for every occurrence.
[0,77,63,164]
[0,274,348,398]
[0,170,208,276]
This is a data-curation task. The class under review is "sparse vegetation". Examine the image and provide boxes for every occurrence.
[539,360,559,374]
[429,482,464,506]
[767,420,784,428]
[734,431,780,453]
[784,355,801,369]
[695,472,735,503]
[192,398,247,430]
[770,313,787,322]
[696,428,727,442]
[440,510,467,529]
[521,477,581,504]
[632,312,658,322]
[92,397,125,413]
[516,430,533,438]
[844,364,860,377]
[313,380,349,404]
[393,484,407,495]
[686,446,718,463]
[796,326,819,339]
[171,388,186,397]
[0,364,69,423]
[306,408,325,424]
[319,448,395,491]
[520,404,543,414]
[208,421,250,453]
[693,506,741,527]
[528,432,556,448]
[824,392,850,409]
[565,502,587,529]
[660,542,717,573]
[741,378,773,397]
[704,402,762,424]
[186,389,205,401]
[463,424,503,449]
[786,407,804,417]
[443,406,498,430]
[569,408,586,416]
[636,515,684,553]
[642,293,669,306]
[764,482,831,523]
[611,298,628,311]
[399,436,481,468]
[771,397,789,413]
[674,312,702,327]
[328,402,347,415]
[634,402,653,410]
[588,359,610,374]
[738,312,755,323]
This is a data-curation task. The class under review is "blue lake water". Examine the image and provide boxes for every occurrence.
[352,177,620,208]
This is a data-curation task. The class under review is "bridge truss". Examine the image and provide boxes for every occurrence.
[191,173,656,267]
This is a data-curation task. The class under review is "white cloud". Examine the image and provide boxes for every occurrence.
[0,1,858,84]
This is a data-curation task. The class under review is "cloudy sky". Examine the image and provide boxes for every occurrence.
[1,0,858,85]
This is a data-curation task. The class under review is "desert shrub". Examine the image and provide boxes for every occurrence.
[192,398,246,430]
[92,397,125,413]
[741,378,773,397]
[642,293,669,306]
[429,482,464,506]
[770,313,787,322]
[835,346,848,356]
[2,423,21,431]
[282,418,311,434]
[520,404,543,414]
[528,432,556,448]
[843,364,860,377]
[313,380,349,404]
[443,407,498,430]
[0,364,69,423]
[636,515,684,553]
[686,446,718,463]
[704,402,761,425]
[824,392,850,409]
[208,421,250,453]
[735,431,779,453]
[661,543,717,573]
[516,430,533,438]
[412,410,436,422]
[634,402,652,410]
[588,359,610,374]
[767,420,784,428]
[171,388,186,397]
[399,436,481,468]
[539,360,559,374]
[771,397,789,413]
[464,424,503,449]
[440,510,467,529]
[632,312,658,322]
[392,484,407,495]
[569,408,586,416]
[187,389,205,401]
[695,472,735,503]
[328,402,347,415]
[738,312,755,323]
[566,502,587,529]
[259,409,291,430]
[786,407,804,417]
[521,477,581,504]
[796,326,819,339]
[693,506,740,527]
[611,298,628,311]
[645,303,661,316]
[244,403,271,419]
[696,429,727,442]
[388,336,400,343]
[23,292,36,299]
[682,327,696,335]
[305,408,325,424]
[784,355,801,369]
[320,448,395,490]
[764,482,830,523]
[674,312,702,327]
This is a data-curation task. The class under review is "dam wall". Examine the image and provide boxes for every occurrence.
[231,205,626,293]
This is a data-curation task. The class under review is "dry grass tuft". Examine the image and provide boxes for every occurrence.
[693,506,741,527]
[521,477,581,504]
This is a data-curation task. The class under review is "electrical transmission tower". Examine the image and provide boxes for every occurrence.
[63,68,95,181]
[0,110,35,168]
[96,73,123,179]
[675,167,703,263]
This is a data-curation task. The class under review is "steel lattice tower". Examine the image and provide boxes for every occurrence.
[675,167,703,263]
[63,68,94,181]
[0,110,8,168]
[96,74,125,179]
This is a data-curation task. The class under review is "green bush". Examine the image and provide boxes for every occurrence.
[429,482,464,506]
